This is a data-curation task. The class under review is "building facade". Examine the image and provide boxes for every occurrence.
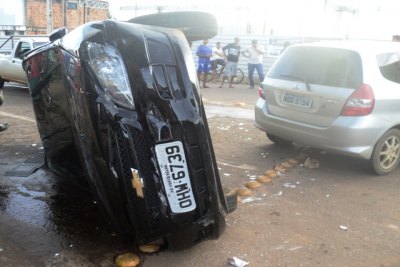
[0,0,110,36]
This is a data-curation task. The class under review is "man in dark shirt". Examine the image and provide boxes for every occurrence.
[220,37,240,88]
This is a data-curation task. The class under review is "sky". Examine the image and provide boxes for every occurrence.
[107,0,400,40]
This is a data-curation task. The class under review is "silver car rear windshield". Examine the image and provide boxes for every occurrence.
[377,52,400,84]
[268,46,363,89]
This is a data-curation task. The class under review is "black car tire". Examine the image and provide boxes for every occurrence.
[266,133,292,145]
[371,129,400,175]
[128,11,218,42]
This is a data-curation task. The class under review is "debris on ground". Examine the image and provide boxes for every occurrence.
[281,161,294,168]
[271,191,283,197]
[245,180,262,189]
[218,126,231,131]
[236,187,252,196]
[289,246,303,251]
[256,175,272,184]
[115,253,140,267]
[339,225,348,231]
[296,152,309,161]
[138,244,161,253]
[287,158,299,165]
[274,165,287,173]
[283,183,296,189]
[227,256,249,267]
[264,169,279,178]
[248,175,257,180]
[234,102,246,107]
[242,197,262,203]
[303,157,320,169]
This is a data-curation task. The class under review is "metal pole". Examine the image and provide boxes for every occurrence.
[46,0,53,34]
[83,3,86,24]
[64,0,67,28]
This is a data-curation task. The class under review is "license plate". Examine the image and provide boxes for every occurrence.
[155,141,196,213]
[282,93,312,108]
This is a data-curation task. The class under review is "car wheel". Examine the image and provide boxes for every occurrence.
[266,133,292,145]
[371,129,400,175]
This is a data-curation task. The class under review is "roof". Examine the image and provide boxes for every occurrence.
[295,40,400,55]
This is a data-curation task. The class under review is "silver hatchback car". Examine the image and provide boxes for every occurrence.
[255,41,400,175]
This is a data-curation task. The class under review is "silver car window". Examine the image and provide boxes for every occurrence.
[377,52,400,84]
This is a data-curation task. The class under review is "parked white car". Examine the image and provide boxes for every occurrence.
[255,40,400,175]
[0,37,48,88]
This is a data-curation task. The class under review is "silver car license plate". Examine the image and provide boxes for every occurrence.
[155,141,196,213]
[282,93,312,108]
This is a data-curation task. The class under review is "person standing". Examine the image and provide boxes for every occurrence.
[0,89,8,132]
[242,39,265,89]
[196,39,212,88]
[220,37,241,88]
[210,41,226,80]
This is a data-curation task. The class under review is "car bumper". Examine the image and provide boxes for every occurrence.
[254,98,388,160]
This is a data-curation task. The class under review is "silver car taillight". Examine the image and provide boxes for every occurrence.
[258,86,265,100]
[341,83,375,116]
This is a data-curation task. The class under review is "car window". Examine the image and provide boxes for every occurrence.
[16,42,31,58]
[377,52,400,83]
[268,46,363,89]
[147,39,174,64]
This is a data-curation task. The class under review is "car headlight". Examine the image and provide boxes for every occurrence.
[87,42,134,108]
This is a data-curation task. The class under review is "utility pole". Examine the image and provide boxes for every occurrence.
[46,0,53,34]
[64,0,67,28]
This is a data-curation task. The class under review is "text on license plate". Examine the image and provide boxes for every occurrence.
[155,141,196,213]
[282,93,312,108]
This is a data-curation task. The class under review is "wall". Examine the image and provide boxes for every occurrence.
[26,0,110,34]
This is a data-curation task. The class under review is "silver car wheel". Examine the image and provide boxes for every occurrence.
[371,129,400,175]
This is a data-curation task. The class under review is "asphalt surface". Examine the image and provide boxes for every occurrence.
[0,82,399,267]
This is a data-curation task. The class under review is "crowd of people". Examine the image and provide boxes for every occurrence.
[197,33,400,90]
[196,37,266,89]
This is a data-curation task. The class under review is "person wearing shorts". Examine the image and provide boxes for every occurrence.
[196,39,212,88]
[220,37,241,88]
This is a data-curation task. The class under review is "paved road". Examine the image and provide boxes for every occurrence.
[0,83,399,267]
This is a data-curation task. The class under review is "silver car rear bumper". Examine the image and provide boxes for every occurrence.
[254,98,389,160]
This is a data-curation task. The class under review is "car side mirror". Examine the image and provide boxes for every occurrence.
[49,27,67,42]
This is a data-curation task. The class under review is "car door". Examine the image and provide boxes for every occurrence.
[8,41,31,83]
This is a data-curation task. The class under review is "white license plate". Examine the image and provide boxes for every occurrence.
[282,93,312,108]
[155,141,196,213]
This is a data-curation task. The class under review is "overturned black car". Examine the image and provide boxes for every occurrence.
[23,13,236,249]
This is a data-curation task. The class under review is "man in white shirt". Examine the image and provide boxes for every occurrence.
[210,42,226,80]
[211,42,226,68]
[242,39,265,89]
